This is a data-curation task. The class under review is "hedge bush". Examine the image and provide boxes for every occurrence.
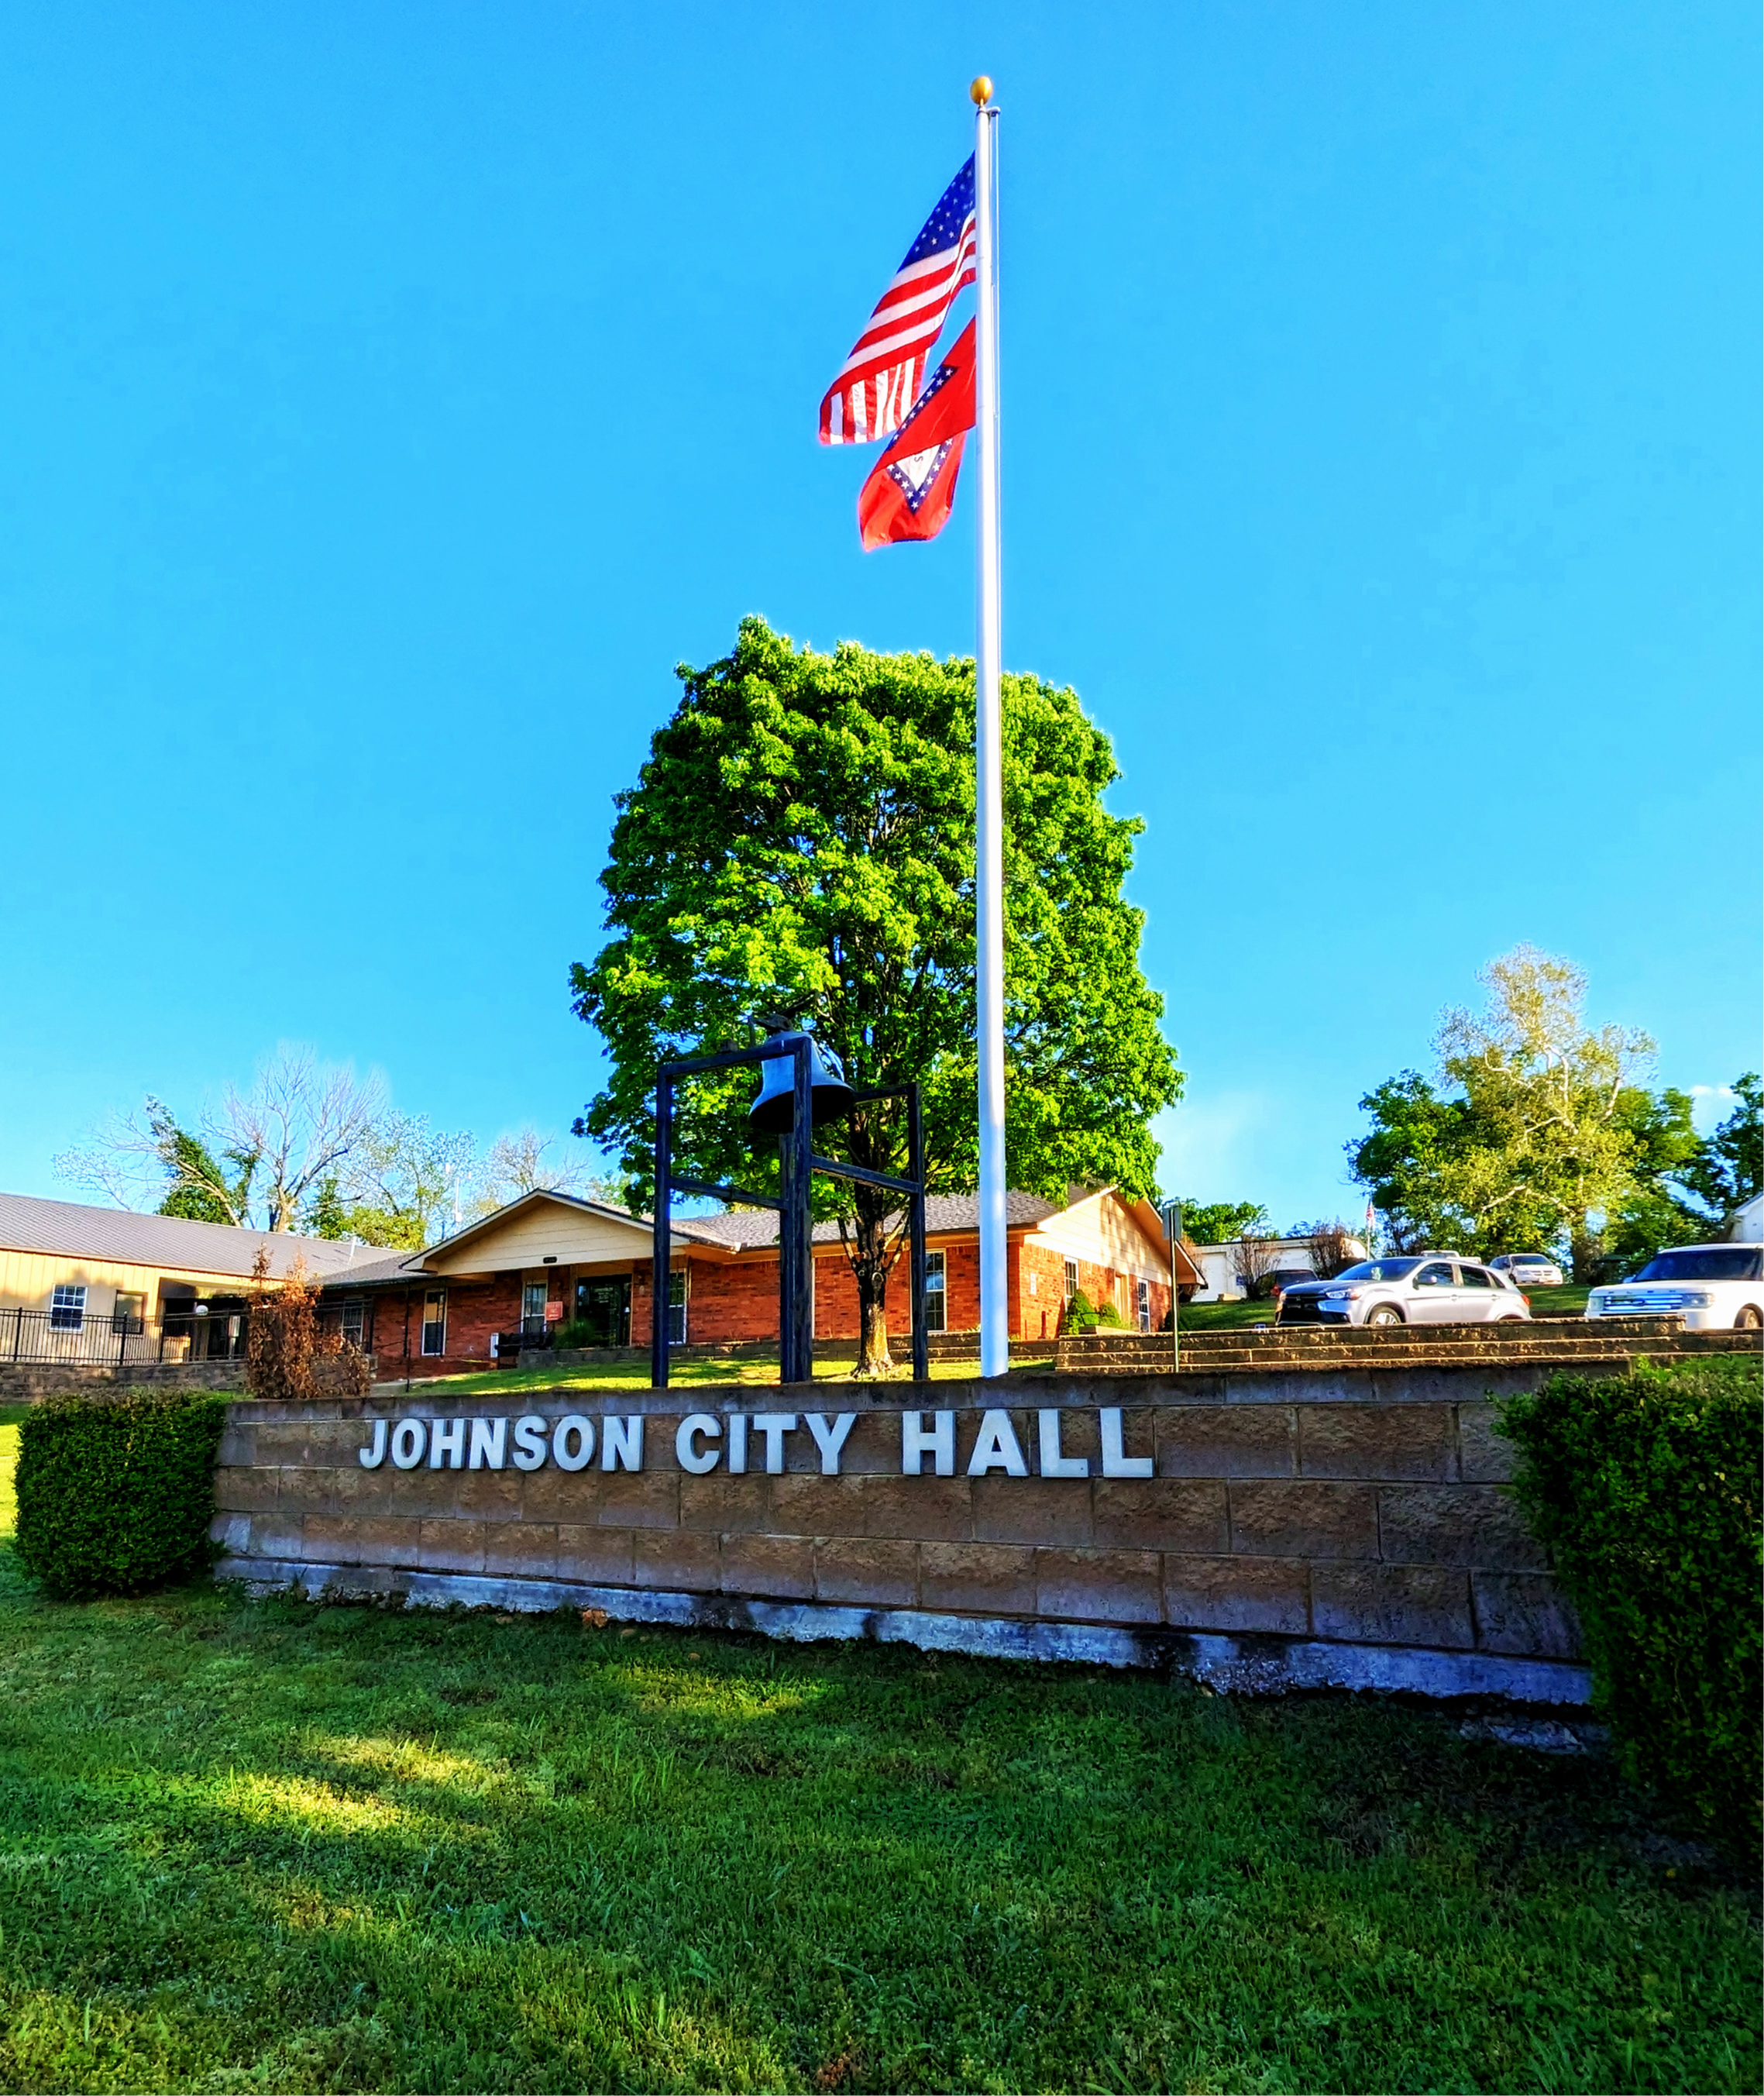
[13,1389,229,1599]
[1498,1353,1762,1847]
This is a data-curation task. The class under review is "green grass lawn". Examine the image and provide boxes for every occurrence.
[0,1443,1756,2095]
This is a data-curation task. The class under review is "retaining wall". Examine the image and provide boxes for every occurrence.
[0,1359,248,1403]
[213,1365,1588,1703]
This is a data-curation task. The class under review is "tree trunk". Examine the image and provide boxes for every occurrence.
[848,1185,896,1378]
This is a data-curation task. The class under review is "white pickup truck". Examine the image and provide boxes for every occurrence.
[1585,1243,1763,1332]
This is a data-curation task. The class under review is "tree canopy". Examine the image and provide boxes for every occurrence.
[1348,946,1758,1275]
[571,616,1181,1370]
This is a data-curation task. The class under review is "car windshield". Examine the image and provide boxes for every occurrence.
[1632,1248,1762,1282]
[1332,1259,1422,1284]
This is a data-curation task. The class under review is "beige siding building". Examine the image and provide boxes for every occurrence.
[0,1192,376,1366]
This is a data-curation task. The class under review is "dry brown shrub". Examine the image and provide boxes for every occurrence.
[245,1251,370,1401]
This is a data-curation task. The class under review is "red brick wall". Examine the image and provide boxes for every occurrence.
[363,1233,1174,1368]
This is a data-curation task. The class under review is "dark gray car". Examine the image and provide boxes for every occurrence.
[1277,1255,1532,1327]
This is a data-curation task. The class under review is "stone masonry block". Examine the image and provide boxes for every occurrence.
[1298,1405,1455,1482]
[768,1475,865,1537]
[814,1537,920,1609]
[1472,1571,1582,1659]
[313,1515,425,1569]
[216,1426,256,1468]
[972,1476,1093,1547]
[830,1409,907,1475]
[247,1510,307,1561]
[418,1518,487,1574]
[852,1475,974,1544]
[1312,1564,1474,1649]
[633,1527,720,1592]
[1036,1547,1163,1626]
[487,1520,558,1579]
[679,1475,775,1535]
[213,1466,278,1513]
[1091,1478,1229,1554]
[210,1511,253,1556]
[555,1523,638,1586]
[302,1513,366,1564]
[721,1532,817,1601]
[449,1468,527,1520]
[1163,1553,1310,1634]
[1228,1482,1378,1560]
[1155,1406,1295,1478]
[1377,1486,1546,1571]
[524,1468,679,1530]
[1456,1402,1517,1482]
[324,1464,398,1510]
[920,1541,1037,1616]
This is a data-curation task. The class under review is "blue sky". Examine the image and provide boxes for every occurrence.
[0,1,1756,1229]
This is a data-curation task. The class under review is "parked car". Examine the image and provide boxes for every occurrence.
[1584,1244,1763,1331]
[1277,1255,1531,1327]
[1265,1268,1320,1301]
[1488,1251,1566,1289]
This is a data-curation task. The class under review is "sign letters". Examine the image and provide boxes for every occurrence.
[358,1406,1151,1478]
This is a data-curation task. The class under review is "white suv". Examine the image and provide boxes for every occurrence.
[1585,1244,1763,1332]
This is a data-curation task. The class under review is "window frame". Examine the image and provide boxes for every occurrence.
[420,1288,448,1357]
[1136,1276,1150,1332]
[667,1268,687,1345]
[50,1283,87,1332]
[923,1249,947,1335]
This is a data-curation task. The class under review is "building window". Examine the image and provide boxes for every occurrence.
[421,1289,447,1357]
[111,1291,146,1335]
[668,1270,687,1345]
[521,1281,548,1340]
[50,1284,86,1331]
[339,1299,366,1348]
[1136,1277,1150,1333]
[1063,1259,1078,1303]
[923,1250,947,1334]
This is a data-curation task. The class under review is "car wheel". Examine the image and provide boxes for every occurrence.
[1736,1306,1762,1332]
[1494,1314,1525,1323]
[1366,1304,1405,1327]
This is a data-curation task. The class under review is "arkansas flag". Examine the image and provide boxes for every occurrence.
[857,321,976,549]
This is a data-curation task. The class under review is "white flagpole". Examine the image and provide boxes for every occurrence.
[971,76,1008,1379]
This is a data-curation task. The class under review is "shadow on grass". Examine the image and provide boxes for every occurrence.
[0,1553,1758,2092]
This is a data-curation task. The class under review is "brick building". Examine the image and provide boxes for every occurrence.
[318,1186,1198,1380]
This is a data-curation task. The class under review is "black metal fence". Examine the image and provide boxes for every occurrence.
[2,1305,251,1368]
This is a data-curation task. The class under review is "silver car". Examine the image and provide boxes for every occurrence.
[1277,1255,1532,1327]
[1489,1251,1566,1289]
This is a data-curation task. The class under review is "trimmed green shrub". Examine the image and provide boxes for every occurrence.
[1498,1353,1762,1847]
[1063,1289,1099,1334]
[13,1389,228,1599]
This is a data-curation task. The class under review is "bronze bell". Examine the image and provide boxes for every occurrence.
[748,1027,855,1136]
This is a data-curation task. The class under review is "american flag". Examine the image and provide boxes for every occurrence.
[819,157,977,445]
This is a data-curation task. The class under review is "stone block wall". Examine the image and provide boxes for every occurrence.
[211,1367,1584,1700]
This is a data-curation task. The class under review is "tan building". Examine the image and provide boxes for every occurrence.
[0,1191,375,1368]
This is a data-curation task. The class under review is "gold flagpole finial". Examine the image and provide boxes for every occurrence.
[970,76,993,106]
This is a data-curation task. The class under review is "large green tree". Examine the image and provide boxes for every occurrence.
[1679,1073,1762,1219]
[1348,949,1755,1275]
[571,617,1181,1372]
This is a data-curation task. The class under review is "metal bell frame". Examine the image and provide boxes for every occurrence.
[650,1034,927,1389]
